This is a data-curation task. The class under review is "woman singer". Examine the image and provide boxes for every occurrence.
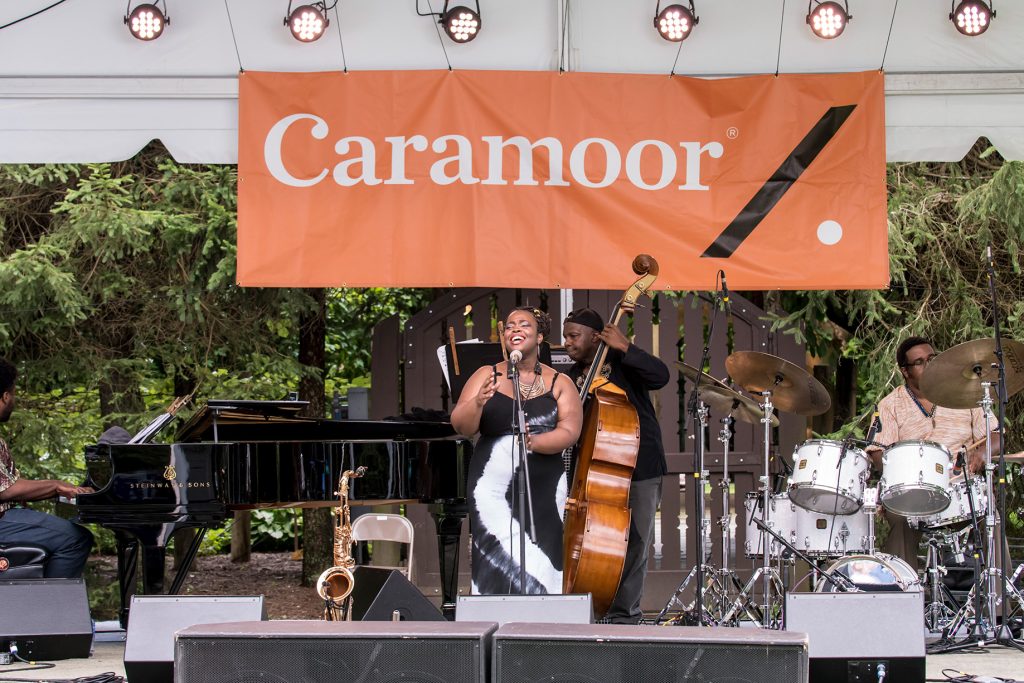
[451,307,583,595]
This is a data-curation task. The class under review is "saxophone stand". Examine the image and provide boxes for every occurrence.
[508,355,537,594]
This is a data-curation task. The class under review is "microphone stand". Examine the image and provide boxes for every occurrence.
[508,357,537,594]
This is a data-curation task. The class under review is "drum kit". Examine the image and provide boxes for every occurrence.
[656,338,1024,636]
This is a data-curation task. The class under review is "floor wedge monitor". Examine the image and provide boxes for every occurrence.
[124,595,266,683]
[176,621,497,683]
[492,623,809,683]
[0,578,92,660]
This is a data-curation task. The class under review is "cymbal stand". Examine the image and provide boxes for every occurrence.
[654,400,724,626]
[713,413,747,622]
[727,389,786,628]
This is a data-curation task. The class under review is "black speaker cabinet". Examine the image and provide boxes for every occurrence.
[124,595,266,683]
[0,578,92,660]
[175,621,497,683]
[493,623,809,683]
[349,566,445,621]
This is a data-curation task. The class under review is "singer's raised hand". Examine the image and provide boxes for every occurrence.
[475,374,497,407]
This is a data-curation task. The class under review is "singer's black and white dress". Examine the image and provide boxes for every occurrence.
[468,372,566,595]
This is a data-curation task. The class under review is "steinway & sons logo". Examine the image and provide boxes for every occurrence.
[128,464,211,490]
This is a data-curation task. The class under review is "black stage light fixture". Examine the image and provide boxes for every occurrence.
[654,1,698,43]
[807,1,850,39]
[950,0,994,36]
[285,2,330,43]
[417,1,482,43]
[125,1,168,41]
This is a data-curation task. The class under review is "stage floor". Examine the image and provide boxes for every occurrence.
[10,628,1024,682]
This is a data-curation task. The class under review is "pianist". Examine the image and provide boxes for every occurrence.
[0,357,94,578]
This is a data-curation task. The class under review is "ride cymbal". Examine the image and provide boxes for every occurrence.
[676,362,779,426]
[724,351,831,416]
[919,338,1024,410]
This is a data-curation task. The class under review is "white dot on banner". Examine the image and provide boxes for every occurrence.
[817,220,842,245]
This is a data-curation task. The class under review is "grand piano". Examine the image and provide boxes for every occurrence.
[76,400,471,625]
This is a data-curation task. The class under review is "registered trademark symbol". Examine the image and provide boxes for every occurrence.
[727,127,739,139]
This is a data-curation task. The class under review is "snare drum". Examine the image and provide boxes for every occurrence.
[744,492,799,558]
[817,553,921,593]
[879,440,951,516]
[907,477,987,530]
[793,508,870,558]
[787,439,870,515]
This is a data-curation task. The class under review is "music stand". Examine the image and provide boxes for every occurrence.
[438,342,554,404]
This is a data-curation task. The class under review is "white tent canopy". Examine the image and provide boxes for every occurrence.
[1,0,1022,163]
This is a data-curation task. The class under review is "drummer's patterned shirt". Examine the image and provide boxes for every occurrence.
[876,385,994,478]
[0,438,18,515]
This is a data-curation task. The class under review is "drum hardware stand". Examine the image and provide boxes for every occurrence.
[922,531,964,634]
[655,400,727,626]
[713,412,748,621]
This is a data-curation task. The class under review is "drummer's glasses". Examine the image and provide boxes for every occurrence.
[902,354,938,368]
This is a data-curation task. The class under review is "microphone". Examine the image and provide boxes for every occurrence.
[509,350,523,364]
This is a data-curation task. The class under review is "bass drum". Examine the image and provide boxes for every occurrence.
[817,553,921,593]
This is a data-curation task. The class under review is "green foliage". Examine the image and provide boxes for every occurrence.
[199,522,232,556]
[251,509,302,551]
[763,145,1024,529]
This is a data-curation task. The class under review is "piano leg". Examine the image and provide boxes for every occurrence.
[168,528,207,595]
[116,534,139,629]
[431,503,467,620]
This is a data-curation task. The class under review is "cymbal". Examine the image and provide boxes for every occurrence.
[724,351,832,416]
[919,338,1024,410]
[676,362,779,427]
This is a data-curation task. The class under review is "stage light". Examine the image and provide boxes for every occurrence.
[654,2,698,43]
[442,6,481,43]
[417,1,482,43]
[285,2,330,43]
[124,2,168,41]
[807,1,850,39]
[950,0,994,36]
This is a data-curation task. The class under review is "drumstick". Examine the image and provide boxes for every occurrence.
[448,326,460,376]
[497,321,509,361]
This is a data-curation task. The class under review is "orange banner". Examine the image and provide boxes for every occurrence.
[238,70,887,290]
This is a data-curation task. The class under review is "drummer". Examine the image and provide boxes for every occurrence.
[868,336,999,573]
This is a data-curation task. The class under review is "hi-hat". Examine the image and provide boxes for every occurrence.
[725,351,831,416]
[919,338,1024,410]
[676,362,779,427]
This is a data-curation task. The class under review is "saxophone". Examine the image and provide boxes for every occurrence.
[315,465,367,620]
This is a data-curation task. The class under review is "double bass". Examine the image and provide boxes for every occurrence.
[562,255,659,616]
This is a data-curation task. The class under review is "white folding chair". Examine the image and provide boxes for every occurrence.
[350,513,416,581]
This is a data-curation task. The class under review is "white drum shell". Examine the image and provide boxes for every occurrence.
[907,477,988,530]
[788,439,869,515]
[817,553,921,593]
[744,493,870,558]
[879,440,952,516]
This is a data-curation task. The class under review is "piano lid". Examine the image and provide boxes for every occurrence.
[175,399,459,443]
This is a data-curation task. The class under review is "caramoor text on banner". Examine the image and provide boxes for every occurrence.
[237,70,887,290]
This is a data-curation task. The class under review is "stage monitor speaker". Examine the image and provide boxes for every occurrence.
[124,595,265,683]
[493,623,809,683]
[786,591,925,682]
[0,578,92,660]
[456,594,592,625]
[175,620,497,683]
[349,566,446,621]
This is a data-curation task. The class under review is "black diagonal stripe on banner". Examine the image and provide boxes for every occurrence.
[701,104,857,259]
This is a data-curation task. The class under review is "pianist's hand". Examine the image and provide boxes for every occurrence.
[55,482,95,498]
